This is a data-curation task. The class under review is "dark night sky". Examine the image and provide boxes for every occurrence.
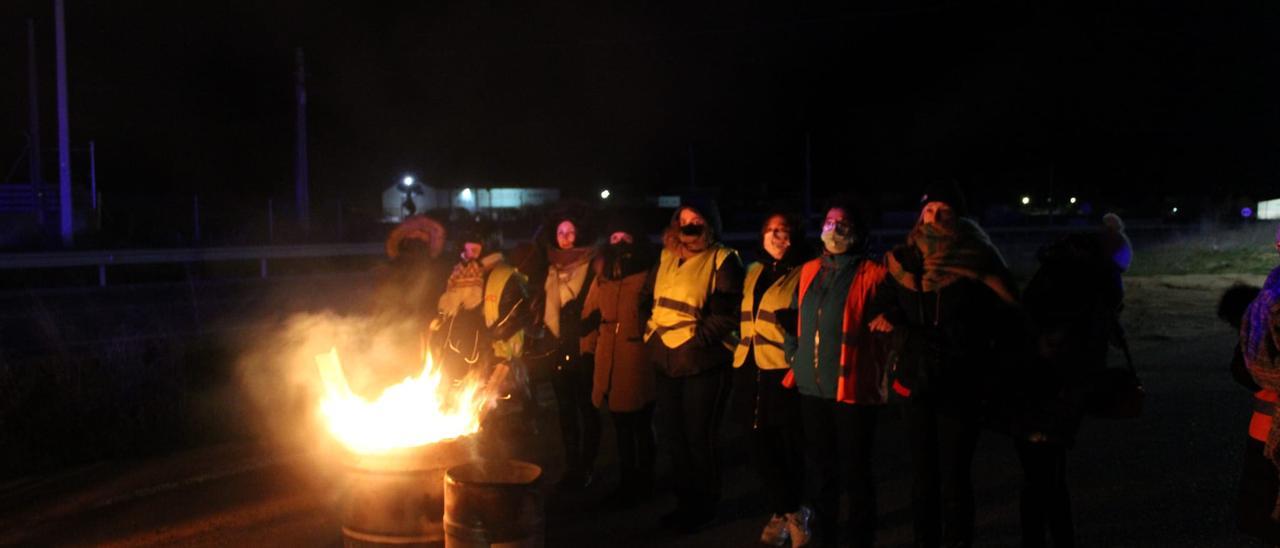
[1,0,1276,221]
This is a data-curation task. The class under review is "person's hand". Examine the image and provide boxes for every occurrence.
[868,314,894,333]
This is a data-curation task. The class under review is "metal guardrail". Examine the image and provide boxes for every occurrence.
[0,223,1188,288]
[0,243,385,286]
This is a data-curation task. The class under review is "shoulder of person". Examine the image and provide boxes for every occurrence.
[887,244,922,271]
[857,255,888,277]
[709,243,742,269]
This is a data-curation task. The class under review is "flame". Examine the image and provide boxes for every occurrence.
[315,347,488,454]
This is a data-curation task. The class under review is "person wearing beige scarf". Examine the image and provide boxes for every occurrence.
[544,246,593,338]
[533,216,602,491]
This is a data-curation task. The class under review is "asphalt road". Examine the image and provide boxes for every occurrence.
[0,274,1269,547]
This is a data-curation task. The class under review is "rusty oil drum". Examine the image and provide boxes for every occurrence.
[342,436,476,547]
[443,460,544,548]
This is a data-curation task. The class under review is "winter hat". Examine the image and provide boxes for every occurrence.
[603,212,647,242]
[671,194,724,239]
[1102,213,1125,233]
[539,200,597,250]
[919,179,969,217]
[453,218,495,251]
[386,215,446,259]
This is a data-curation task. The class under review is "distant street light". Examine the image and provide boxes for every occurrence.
[600,189,611,199]
[1020,196,1031,206]
[401,175,414,187]
[1069,196,1077,204]
[1172,207,1179,214]
[461,188,473,200]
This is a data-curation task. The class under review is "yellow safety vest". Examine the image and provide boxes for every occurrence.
[645,244,738,350]
[733,262,800,370]
[483,264,525,361]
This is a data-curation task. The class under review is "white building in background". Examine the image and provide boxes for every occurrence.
[1258,198,1280,221]
[381,184,561,222]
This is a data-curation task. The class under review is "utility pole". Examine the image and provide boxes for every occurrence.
[193,194,201,244]
[294,47,310,233]
[804,132,813,223]
[27,18,44,226]
[54,0,73,246]
[687,143,696,188]
[1047,163,1055,226]
[89,140,96,209]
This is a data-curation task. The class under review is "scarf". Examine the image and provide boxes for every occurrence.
[886,217,1019,305]
[438,253,502,316]
[544,247,594,338]
[1243,265,1280,518]
[602,243,647,280]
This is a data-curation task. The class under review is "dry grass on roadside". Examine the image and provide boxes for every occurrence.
[1129,222,1278,276]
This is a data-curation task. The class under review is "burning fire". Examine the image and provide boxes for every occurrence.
[315,347,494,454]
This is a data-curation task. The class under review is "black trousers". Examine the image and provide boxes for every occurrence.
[611,403,656,492]
[551,354,601,472]
[1238,437,1280,543]
[732,365,804,516]
[800,395,879,548]
[1016,440,1073,548]
[907,401,982,548]
[655,366,731,516]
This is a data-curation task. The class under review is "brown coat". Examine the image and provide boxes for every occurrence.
[582,271,654,412]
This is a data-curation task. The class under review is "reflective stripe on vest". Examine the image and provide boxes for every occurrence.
[733,262,800,370]
[1250,389,1278,442]
[484,264,525,360]
[645,245,735,349]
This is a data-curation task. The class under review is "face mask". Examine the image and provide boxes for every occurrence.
[821,227,850,255]
[604,242,633,259]
[604,243,635,278]
[679,224,705,237]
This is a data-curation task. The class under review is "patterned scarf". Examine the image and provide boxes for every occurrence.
[1242,265,1280,518]
[438,253,502,316]
[887,217,1018,304]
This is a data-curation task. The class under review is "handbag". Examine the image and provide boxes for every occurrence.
[1076,320,1144,419]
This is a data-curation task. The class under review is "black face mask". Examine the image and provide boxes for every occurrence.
[603,242,637,279]
[679,224,705,237]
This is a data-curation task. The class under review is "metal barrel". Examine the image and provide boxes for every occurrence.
[443,460,544,548]
[342,437,476,547]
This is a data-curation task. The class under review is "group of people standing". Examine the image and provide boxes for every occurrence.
[381,181,1133,547]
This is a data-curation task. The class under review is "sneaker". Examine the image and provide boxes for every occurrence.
[786,506,814,548]
[760,514,791,546]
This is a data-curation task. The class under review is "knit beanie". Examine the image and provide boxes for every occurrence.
[919,179,969,217]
